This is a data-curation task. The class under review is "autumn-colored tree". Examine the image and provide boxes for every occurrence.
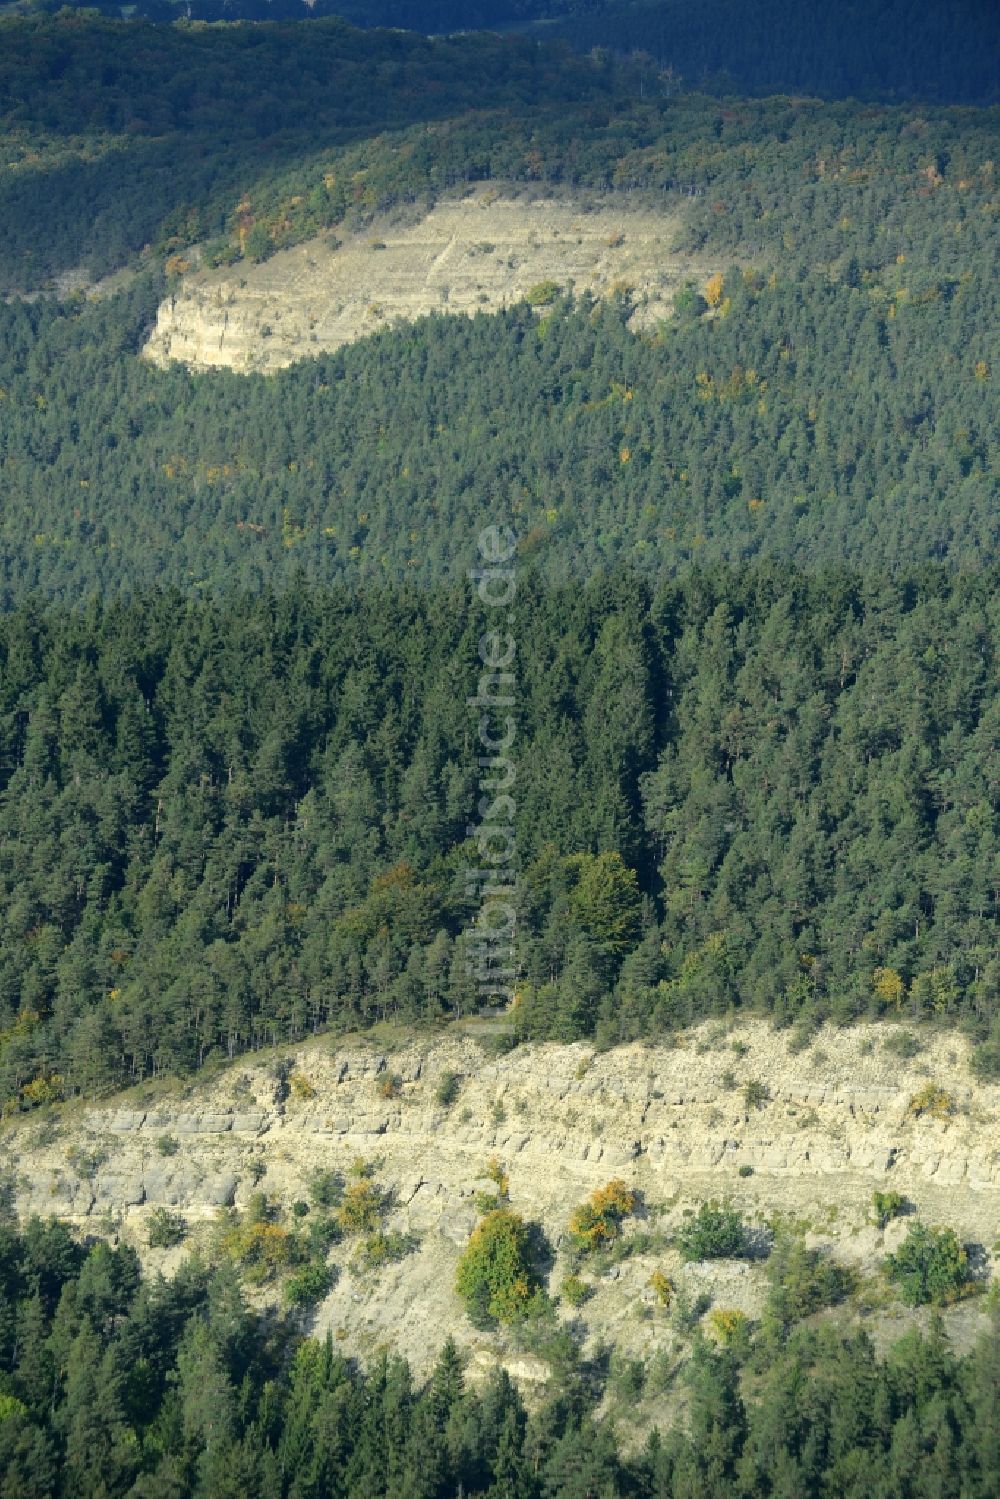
[568,1179,637,1254]
[649,1270,673,1306]
[707,1307,748,1345]
[485,1156,510,1200]
[704,272,725,308]
[907,1084,955,1122]
[338,1158,384,1233]
[873,967,905,1007]
[215,1196,295,1284]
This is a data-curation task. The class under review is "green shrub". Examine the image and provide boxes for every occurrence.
[435,1071,461,1107]
[308,1169,343,1209]
[588,1228,665,1274]
[786,1023,815,1055]
[764,1236,854,1331]
[283,1260,335,1307]
[872,1190,906,1229]
[526,280,560,306]
[560,1273,592,1307]
[67,1147,107,1180]
[885,1224,970,1306]
[738,1164,754,1178]
[29,1118,62,1148]
[0,1393,29,1423]
[147,1207,186,1249]
[669,1285,712,1333]
[672,281,707,320]
[884,1030,922,1059]
[645,1347,677,1394]
[245,221,272,262]
[202,237,240,270]
[506,1290,571,1367]
[155,1134,179,1157]
[291,1200,310,1218]
[304,1214,342,1255]
[355,1231,417,1272]
[455,1208,537,1327]
[608,1351,645,1400]
[676,1201,749,1262]
[970,1041,1000,1082]
[744,1080,771,1111]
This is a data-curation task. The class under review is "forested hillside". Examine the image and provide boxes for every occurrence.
[2,1216,999,1499]
[1,11,999,1491]
[1,248,996,596]
[0,14,995,1123]
[543,0,1000,105]
[0,14,626,289]
[0,570,995,1111]
[2,14,997,289]
[333,0,1000,106]
[36,0,1000,105]
[0,17,995,592]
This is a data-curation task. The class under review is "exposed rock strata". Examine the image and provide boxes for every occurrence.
[143,194,705,373]
[4,1021,996,1371]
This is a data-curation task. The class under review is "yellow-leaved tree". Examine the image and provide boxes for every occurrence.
[704,273,725,308]
[567,1179,637,1254]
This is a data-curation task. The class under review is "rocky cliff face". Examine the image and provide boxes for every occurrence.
[4,1021,997,1376]
[143,193,705,373]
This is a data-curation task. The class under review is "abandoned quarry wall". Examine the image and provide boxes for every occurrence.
[143,193,707,373]
[4,1020,998,1380]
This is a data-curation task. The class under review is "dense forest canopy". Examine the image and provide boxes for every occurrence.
[0,13,994,1108]
[0,13,631,288]
[329,0,1000,106]
[0,253,995,597]
[524,0,1000,105]
[26,0,1000,105]
[0,570,996,1112]
[0,23,995,601]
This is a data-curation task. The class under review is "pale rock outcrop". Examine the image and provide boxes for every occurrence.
[4,1019,997,1372]
[144,193,707,373]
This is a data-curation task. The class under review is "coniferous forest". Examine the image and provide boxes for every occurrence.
[0,571,997,1111]
[0,4,998,1495]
